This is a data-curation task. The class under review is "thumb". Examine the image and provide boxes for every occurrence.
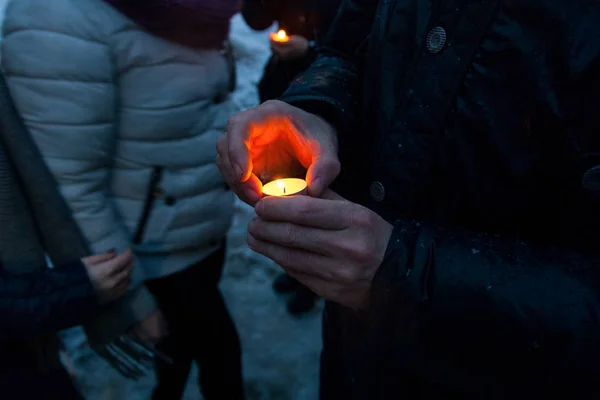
[306,154,341,197]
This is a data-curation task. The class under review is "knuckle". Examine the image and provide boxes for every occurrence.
[331,234,351,253]
[336,234,373,260]
[294,198,314,218]
[247,232,258,250]
[279,250,295,270]
[282,223,298,246]
[216,136,226,153]
[336,267,358,283]
[329,159,342,175]
[262,99,283,113]
[216,156,226,174]
[226,113,244,132]
[353,240,375,259]
[227,146,240,161]
[348,206,373,228]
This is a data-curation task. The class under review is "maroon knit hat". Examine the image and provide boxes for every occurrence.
[105,0,242,48]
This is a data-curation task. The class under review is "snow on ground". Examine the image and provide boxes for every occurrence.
[58,15,323,400]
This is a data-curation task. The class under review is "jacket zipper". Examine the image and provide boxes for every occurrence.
[133,166,163,244]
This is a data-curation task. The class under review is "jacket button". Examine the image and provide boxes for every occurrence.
[164,196,176,206]
[582,166,600,191]
[426,26,447,54]
[370,181,385,203]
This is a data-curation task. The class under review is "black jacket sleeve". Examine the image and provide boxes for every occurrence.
[0,261,99,341]
[241,0,278,31]
[279,0,377,129]
[369,221,600,394]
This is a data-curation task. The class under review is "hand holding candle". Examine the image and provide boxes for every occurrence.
[216,100,340,206]
[269,31,310,61]
[247,189,393,311]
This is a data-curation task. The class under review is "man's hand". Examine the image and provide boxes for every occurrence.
[82,249,134,304]
[217,100,340,206]
[132,310,169,344]
[271,35,310,61]
[247,190,393,311]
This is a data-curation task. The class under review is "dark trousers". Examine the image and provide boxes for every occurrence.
[146,247,244,400]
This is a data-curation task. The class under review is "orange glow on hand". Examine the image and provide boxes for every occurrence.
[246,117,313,185]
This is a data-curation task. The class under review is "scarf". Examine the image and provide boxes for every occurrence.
[105,0,242,48]
[0,73,155,378]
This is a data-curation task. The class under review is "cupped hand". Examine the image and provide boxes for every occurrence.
[217,100,340,206]
[247,190,393,311]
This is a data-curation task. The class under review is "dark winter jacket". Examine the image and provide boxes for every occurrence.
[0,260,97,375]
[0,260,97,342]
[281,0,600,398]
[242,0,342,101]
[0,69,98,379]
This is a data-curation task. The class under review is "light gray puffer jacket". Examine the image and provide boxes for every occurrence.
[1,0,236,324]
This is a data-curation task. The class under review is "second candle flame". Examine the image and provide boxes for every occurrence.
[271,30,289,43]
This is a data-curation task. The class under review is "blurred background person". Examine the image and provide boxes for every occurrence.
[1,0,244,399]
[0,72,134,399]
[241,0,342,315]
[243,0,342,102]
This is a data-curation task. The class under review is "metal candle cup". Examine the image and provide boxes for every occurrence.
[262,178,307,197]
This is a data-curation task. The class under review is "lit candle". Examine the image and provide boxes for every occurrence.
[262,178,307,197]
[270,29,289,43]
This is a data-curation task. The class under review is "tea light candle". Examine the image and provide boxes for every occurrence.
[270,29,289,43]
[262,178,307,197]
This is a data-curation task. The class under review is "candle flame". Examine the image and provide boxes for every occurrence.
[276,179,286,194]
[276,30,287,40]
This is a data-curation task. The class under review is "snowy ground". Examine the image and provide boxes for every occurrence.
[55,15,322,400]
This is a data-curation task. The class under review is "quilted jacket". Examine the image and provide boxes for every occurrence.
[1,0,237,327]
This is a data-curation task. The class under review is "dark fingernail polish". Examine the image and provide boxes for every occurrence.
[106,248,117,254]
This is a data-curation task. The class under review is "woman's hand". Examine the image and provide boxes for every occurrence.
[82,249,134,304]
